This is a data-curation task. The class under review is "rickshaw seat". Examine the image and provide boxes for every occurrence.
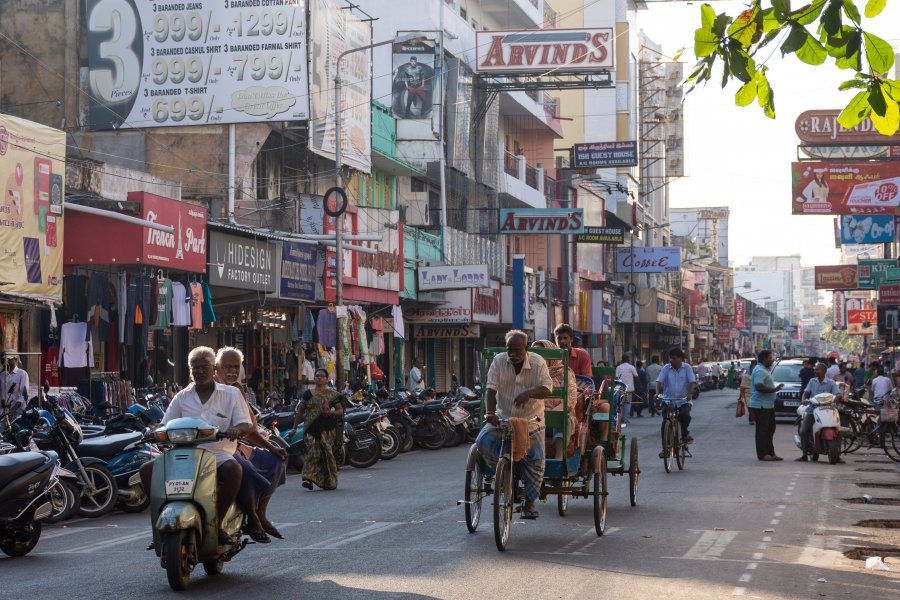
[543,451,581,479]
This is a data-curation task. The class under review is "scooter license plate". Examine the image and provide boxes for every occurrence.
[165,479,195,495]
[782,401,800,407]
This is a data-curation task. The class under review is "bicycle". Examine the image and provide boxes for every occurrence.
[659,396,691,473]
[840,397,900,462]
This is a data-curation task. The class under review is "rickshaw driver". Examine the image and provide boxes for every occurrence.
[476,330,553,520]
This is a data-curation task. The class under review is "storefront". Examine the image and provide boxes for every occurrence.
[405,290,472,391]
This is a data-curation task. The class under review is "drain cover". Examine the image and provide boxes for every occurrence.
[845,546,900,560]
[854,519,900,528]
[858,482,900,489]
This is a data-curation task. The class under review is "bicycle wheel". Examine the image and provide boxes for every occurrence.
[557,480,569,517]
[675,427,686,471]
[883,424,900,463]
[842,418,861,454]
[493,457,513,551]
[593,455,608,537]
[663,421,675,474]
[464,460,484,533]
[629,437,639,507]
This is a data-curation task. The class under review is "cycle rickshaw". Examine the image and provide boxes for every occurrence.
[460,347,639,551]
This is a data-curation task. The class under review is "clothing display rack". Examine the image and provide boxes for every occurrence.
[46,387,92,416]
[87,371,133,415]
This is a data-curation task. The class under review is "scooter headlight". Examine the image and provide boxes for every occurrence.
[166,429,198,443]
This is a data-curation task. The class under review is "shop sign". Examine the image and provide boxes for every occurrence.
[279,241,318,301]
[355,208,402,292]
[475,28,614,74]
[877,304,900,337]
[615,246,681,273]
[792,162,900,215]
[814,265,858,289]
[83,0,309,130]
[571,141,637,169]
[857,259,895,289]
[833,290,846,330]
[498,208,584,234]
[208,231,276,292]
[575,226,625,244]
[751,317,770,335]
[801,145,900,160]
[132,192,207,273]
[414,325,481,339]
[0,113,65,301]
[405,290,471,324]
[716,330,731,343]
[695,324,714,332]
[472,280,501,324]
[887,267,900,281]
[418,264,490,291]
[847,309,877,335]
[795,110,900,145]
[839,214,896,244]
[734,298,746,329]
[879,285,900,306]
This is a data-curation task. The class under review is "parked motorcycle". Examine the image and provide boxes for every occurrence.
[793,392,842,464]
[149,417,248,591]
[342,406,384,468]
[0,450,60,557]
[75,429,158,513]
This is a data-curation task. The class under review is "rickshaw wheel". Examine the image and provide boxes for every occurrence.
[557,480,569,517]
[493,457,513,551]
[465,460,484,533]
[629,437,639,507]
[593,452,608,536]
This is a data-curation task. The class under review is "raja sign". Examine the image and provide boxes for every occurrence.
[857,259,895,289]
[840,214,895,244]
[418,265,490,291]
[792,162,900,215]
[475,28,614,73]
[209,231,277,292]
[615,247,681,273]
[847,309,877,335]
[571,141,638,169]
[814,265,858,289]
[132,192,207,273]
[795,110,900,145]
[575,226,625,244]
[499,208,584,234]
[414,325,481,339]
[879,285,900,306]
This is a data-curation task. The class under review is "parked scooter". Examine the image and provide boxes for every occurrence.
[75,429,159,513]
[794,392,842,464]
[0,450,60,557]
[149,417,249,591]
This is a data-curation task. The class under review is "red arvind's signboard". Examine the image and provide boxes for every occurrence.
[475,28,614,74]
[498,208,585,234]
[792,161,900,215]
[795,110,900,145]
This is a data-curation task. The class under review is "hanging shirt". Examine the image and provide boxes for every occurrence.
[60,321,94,368]
[317,309,337,348]
[189,282,204,329]
[118,271,127,343]
[153,278,173,329]
[200,281,216,324]
[171,282,192,327]
[391,305,405,339]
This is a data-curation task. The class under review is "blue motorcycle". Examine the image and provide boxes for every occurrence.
[75,431,159,513]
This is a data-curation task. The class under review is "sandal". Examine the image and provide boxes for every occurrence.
[301,480,313,490]
[521,503,539,520]
[242,526,271,544]
[262,522,284,540]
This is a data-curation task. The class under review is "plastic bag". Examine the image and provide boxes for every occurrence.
[735,397,746,418]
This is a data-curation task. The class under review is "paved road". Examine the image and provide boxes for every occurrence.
[3,388,900,599]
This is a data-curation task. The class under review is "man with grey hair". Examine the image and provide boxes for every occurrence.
[797,361,840,462]
[476,329,553,519]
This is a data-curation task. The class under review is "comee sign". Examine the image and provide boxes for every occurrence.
[475,28,614,73]
[418,264,490,291]
[615,246,681,273]
[499,208,584,234]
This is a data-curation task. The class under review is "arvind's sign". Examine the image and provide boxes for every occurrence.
[795,110,900,145]
[475,28,614,73]
[499,208,585,234]
[615,246,681,273]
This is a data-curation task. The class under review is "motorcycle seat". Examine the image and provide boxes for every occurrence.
[76,431,144,459]
[343,410,372,424]
[0,451,51,483]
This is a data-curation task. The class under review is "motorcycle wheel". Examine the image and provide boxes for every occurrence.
[202,559,224,576]
[118,484,150,513]
[417,422,448,450]
[442,424,459,448]
[827,438,841,465]
[347,430,381,468]
[397,420,415,453]
[60,480,81,521]
[0,521,42,557]
[77,463,119,518]
[163,529,195,591]
[46,481,71,523]
[379,427,402,460]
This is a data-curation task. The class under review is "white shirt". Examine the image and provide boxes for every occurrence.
[170,282,192,326]
[60,321,94,368]
[408,366,424,392]
[162,382,251,463]
[616,362,639,392]
[871,375,893,400]
[826,364,840,380]
[486,352,553,431]
[301,359,316,394]
[0,366,30,418]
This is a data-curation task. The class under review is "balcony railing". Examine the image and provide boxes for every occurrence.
[504,152,519,177]
[544,174,558,201]
[525,164,540,190]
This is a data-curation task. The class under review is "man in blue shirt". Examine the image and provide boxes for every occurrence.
[750,350,784,461]
[655,348,697,458]
[797,362,840,462]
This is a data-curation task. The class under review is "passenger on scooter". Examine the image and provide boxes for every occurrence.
[797,363,839,462]
[215,347,288,543]
[140,346,251,546]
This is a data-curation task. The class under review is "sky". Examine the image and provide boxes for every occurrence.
[638,0,900,268]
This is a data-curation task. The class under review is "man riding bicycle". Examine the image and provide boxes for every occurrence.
[655,348,697,459]
[476,330,552,520]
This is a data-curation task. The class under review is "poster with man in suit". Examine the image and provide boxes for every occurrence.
[392,42,435,120]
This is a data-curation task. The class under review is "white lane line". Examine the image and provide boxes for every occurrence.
[738,573,752,583]
[732,587,746,596]
[763,536,772,542]
[746,563,758,570]
[785,492,793,496]
[758,543,767,550]
[770,519,780,525]
[298,521,403,550]
[773,512,782,517]
[777,505,786,509]
[681,530,739,560]
[46,530,150,554]
[41,526,107,540]
[752,552,764,560]
[572,528,621,555]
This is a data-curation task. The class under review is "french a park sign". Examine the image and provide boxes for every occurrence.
[498,208,585,234]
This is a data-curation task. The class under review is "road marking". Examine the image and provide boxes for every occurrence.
[681,530,739,560]
[732,587,746,596]
[298,521,403,550]
[762,536,772,542]
[770,519,780,525]
[752,552,764,560]
[777,505,786,509]
[47,529,150,554]
[746,563,758,570]
[773,511,782,517]
[41,526,107,540]
[784,492,792,496]
[738,573,752,583]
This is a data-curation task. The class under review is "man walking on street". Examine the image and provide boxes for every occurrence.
[408,357,425,393]
[751,350,784,461]
[616,357,639,424]
[0,350,29,421]
[645,355,663,416]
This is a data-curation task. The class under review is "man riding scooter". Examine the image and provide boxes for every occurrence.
[796,362,839,463]
[140,346,251,545]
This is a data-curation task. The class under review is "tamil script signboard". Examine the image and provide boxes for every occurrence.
[418,265,490,291]
[879,285,900,306]
[792,162,900,215]
[839,214,896,244]
[84,0,309,129]
[574,226,624,244]
[571,141,638,169]
[475,28,614,73]
[615,246,681,273]
[857,259,895,289]
[498,208,585,234]
[814,265,858,289]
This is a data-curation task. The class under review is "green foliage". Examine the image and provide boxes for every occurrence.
[687,0,900,134]
[822,308,862,355]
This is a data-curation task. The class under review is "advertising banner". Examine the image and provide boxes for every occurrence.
[405,290,471,324]
[879,284,900,306]
[498,208,584,234]
[751,317,770,335]
[792,162,900,215]
[134,193,207,272]
[309,0,371,173]
[615,246,681,273]
[84,0,309,130]
[847,309,877,335]
[444,58,474,177]
[574,226,624,244]
[839,214,895,244]
[571,141,638,169]
[355,208,402,292]
[833,291,846,330]
[734,298,746,329]
[0,114,65,300]
[391,41,436,120]
[279,240,318,301]
[472,279,501,324]
[475,28,614,73]
[795,109,900,145]
[857,259,895,289]
[814,265,858,289]
[208,231,277,292]
[418,264,490,291]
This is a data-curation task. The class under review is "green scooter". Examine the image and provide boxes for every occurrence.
[149,417,247,591]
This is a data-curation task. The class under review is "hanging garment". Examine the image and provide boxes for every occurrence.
[301,310,315,344]
[60,321,94,368]
[391,305,405,339]
[341,318,351,372]
[189,282,204,330]
[200,281,216,324]
[118,271,127,343]
[148,276,159,326]
[370,317,385,356]
[41,347,60,387]
[86,272,110,341]
[171,282,192,326]
[317,309,337,348]
[64,275,88,321]
[153,278,173,329]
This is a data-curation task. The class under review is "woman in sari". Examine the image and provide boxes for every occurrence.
[288,368,344,490]
[532,340,579,459]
